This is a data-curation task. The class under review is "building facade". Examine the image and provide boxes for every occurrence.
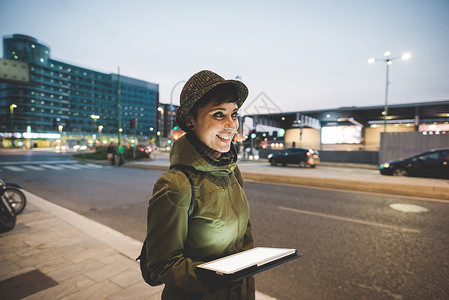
[0,34,159,148]
[244,100,449,163]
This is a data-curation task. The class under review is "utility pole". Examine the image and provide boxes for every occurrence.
[133,118,138,159]
[117,67,122,143]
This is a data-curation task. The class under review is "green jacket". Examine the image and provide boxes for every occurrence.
[145,134,254,300]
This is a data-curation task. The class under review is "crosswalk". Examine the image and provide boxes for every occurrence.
[0,161,109,172]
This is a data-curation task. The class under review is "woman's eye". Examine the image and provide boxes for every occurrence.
[231,112,238,119]
[213,112,224,118]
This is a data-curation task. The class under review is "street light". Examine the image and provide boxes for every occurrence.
[157,106,164,148]
[90,114,100,133]
[368,51,411,132]
[10,104,17,132]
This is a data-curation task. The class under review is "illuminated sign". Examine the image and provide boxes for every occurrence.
[22,133,61,139]
[419,124,449,132]
[321,126,362,144]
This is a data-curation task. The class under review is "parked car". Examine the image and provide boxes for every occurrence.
[268,148,320,168]
[379,148,449,178]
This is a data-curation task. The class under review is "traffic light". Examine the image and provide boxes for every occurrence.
[130,118,136,129]
[250,130,257,139]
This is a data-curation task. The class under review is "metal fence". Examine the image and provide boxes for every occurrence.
[379,131,449,163]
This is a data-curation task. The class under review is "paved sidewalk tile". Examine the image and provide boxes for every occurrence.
[0,199,163,300]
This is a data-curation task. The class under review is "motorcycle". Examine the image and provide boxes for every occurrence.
[0,178,16,232]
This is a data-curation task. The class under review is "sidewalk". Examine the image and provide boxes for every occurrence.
[0,191,275,300]
[127,151,449,201]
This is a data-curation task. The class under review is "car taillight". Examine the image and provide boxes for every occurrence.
[306,152,312,156]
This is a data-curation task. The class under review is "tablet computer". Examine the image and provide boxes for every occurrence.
[197,247,301,281]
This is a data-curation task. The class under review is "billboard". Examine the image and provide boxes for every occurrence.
[321,126,362,144]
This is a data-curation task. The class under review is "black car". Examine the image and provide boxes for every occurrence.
[380,148,449,178]
[268,148,320,168]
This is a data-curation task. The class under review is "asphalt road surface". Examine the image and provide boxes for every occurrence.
[1,150,448,299]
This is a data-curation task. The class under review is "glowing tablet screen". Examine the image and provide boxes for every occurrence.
[197,247,296,275]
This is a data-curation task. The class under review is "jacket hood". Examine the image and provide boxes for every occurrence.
[169,134,237,176]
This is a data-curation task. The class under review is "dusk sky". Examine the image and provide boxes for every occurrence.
[1,0,448,115]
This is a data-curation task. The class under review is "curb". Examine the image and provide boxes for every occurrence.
[241,172,449,201]
[124,162,449,201]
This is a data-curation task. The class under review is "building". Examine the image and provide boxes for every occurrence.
[245,100,449,163]
[156,102,179,148]
[0,34,159,148]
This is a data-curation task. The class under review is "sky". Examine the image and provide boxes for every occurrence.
[0,0,448,115]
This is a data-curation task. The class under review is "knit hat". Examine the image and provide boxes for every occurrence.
[176,70,248,132]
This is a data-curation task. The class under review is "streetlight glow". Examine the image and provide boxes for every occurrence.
[368,51,412,132]
[402,53,411,60]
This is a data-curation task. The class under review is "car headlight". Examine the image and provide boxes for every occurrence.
[381,163,390,169]
[267,154,273,159]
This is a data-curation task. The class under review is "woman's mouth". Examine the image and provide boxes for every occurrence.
[216,133,234,141]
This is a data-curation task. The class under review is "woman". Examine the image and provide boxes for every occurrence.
[145,70,254,300]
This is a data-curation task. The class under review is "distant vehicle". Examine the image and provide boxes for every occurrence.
[380,148,449,178]
[268,148,320,168]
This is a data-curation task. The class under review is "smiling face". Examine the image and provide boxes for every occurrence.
[187,99,239,156]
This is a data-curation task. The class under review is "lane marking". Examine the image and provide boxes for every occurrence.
[0,160,77,165]
[389,203,429,213]
[71,164,91,169]
[278,206,420,233]
[83,163,103,168]
[2,166,25,171]
[23,165,45,171]
[59,164,82,170]
[40,164,65,170]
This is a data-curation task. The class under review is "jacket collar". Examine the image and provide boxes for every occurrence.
[169,134,237,176]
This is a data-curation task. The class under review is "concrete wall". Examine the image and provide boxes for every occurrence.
[284,128,320,149]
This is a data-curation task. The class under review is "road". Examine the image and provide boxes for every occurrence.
[1,149,448,299]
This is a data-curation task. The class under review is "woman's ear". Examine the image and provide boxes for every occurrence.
[186,115,195,131]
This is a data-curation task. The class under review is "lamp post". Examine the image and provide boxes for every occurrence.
[10,104,17,132]
[368,51,411,132]
[157,106,164,148]
[9,104,17,148]
[169,80,186,145]
[90,114,100,141]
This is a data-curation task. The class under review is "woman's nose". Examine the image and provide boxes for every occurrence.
[224,115,236,129]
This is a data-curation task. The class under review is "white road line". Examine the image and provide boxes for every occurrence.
[23,165,45,171]
[0,160,77,165]
[2,166,25,171]
[83,163,103,168]
[70,164,91,169]
[59,164,82,170]
[278,206,420,233]
[40,164,65,170]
